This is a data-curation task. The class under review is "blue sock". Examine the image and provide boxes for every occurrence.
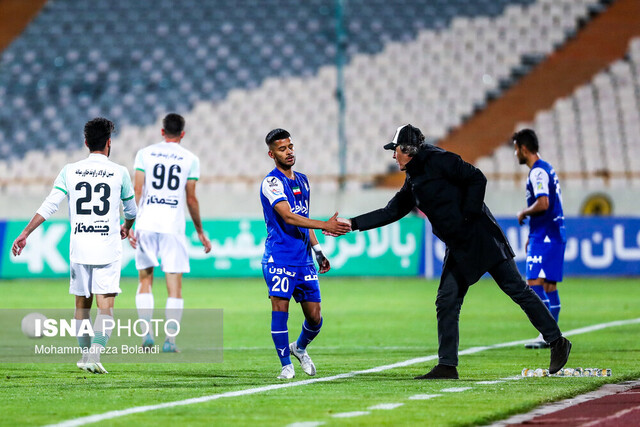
[296,317,323,351]
[547,290,561,322]
[271,311,291,366]
[531,285,551,312]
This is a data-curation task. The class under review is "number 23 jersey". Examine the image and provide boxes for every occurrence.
[52,153,134,265]
[133,142,199,236]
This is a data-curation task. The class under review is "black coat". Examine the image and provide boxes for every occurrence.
[351,144,514,284]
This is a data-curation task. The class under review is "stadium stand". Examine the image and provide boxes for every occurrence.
[0,0,627,194]
[476,36,640,190]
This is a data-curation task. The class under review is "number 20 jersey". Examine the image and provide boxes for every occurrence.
[133,142,200,236]
[52,153,134,265]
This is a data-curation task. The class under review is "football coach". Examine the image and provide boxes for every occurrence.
[340,124,571,379]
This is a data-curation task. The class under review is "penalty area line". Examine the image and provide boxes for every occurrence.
[48,317,640,427]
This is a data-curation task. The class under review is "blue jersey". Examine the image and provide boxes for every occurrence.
[526,159,566,243]
[260,168,313,266]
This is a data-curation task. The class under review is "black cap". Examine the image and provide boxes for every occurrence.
[383,124,421,150]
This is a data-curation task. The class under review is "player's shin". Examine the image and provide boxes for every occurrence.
[296,317,323,350]
[271,311,291,366]
[135,289,154,344]
[89,313,114,362]
[165,297,183,345]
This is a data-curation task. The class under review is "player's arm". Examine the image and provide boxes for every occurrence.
[186,179,212,253]
[517,167,550,225]
[517,196,549,225]
[309,230,330,274]
[273,201,350,235]
[133,169,144,205]
[12,186,66,256]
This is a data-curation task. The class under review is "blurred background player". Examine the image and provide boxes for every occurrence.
[514,129,567,349]
[260,128,351,379]
[128,113,211,352]
[11,118,136,374]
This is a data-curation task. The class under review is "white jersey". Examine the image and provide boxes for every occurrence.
[133,142,200,235]
[37,153,136,265]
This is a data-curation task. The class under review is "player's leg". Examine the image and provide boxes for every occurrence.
[163,273,183,352]
[74,295,93,368]
[544,281,560,323]
[159,233,189,352]
[135,231,160,348]
[263,264,296,379]
[136,267,155,349]
[290,266,322,376]
[415,264,463,379]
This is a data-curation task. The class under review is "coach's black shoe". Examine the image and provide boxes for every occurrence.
[414,364,458,380]
[549,336,572,374]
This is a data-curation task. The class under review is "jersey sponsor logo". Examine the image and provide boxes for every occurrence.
[267,177,279,187]
[150,152,184,161]
[304,274,318,281]
[73,221,110,235]
[270,188,283,196]
[527,255,543,264]
[536,182,543,190]
[146,195,179,207]
[268,266,296,277]
[291,200,309,215]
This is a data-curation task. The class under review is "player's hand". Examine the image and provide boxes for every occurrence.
[323,217,351,237]
[324,212,351,236]
[316,252,330,274]
[198,231,212,254]
[11,235,27,256]
[517,210,527,225]
[126,228,137,248]
[120,225,132,240]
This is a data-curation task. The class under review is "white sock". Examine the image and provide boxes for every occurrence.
[136,291,154,336]
[75,318,91,361]
[165,297,183,343]
[90,314,114,362]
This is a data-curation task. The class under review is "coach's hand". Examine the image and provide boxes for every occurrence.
[198,231,212,254]
[324,212,351,236]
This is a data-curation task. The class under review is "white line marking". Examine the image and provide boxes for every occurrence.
[408,394,442,400]
[489,379,640,426]
[286,422,325,427]
[580,404,640,427]
[477,381,504,385]
[441,387,472,392]
[331,411,370,418]
[368,403,404,410]
[48,317,640,427]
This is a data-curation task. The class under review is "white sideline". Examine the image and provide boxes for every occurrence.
[48,317,640,427]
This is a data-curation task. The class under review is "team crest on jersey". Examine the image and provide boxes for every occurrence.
[267,177,279,187]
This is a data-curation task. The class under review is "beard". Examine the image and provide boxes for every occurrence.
[277,157,295,170]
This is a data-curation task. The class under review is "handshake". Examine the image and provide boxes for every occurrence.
[322,212,352,237]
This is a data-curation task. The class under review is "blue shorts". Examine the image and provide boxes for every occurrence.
[262,264,321,303]
[526,240,566,282]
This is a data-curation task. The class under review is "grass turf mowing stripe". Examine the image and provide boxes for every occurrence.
[48,317,640,427]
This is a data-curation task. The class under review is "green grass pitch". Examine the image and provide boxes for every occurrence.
[1,277,639,426]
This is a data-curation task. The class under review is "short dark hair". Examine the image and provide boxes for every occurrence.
[163,113,185,137]
[265,128,291,146]
[513,128,539,153]
[84,117,114,151]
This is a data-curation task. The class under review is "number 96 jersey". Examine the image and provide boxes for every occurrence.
[53,153,135,265]
[133,142,200,236]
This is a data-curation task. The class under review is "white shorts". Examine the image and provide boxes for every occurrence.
[134,230,190,273]
[69,261,122,297]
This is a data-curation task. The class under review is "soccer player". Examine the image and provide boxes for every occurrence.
[12,118,136,374]
[261,128,351,379]
[128,113,211,352]
[514,129,566,349]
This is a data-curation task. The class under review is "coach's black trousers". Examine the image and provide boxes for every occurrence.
[435,258,561,366]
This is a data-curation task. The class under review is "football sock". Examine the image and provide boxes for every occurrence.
[547,290,561,323]
[74,317,91,350]
[90,314,114,361]
[271,311,291,366]
[531,285,551,312]
[135,290,154,336]
[296,317,323,351]
[165,297,183,344]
